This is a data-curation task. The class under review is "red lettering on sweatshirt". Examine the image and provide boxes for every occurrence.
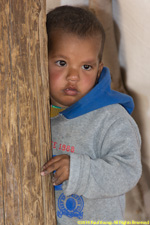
[52,141,75,153]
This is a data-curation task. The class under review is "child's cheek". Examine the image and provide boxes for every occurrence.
[49,66,60,78]
[49,68,65,87]
[82,73,97,89]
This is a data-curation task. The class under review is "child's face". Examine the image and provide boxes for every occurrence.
[48,31,103,107]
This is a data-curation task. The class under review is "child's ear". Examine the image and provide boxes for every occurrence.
[97,62,104,78]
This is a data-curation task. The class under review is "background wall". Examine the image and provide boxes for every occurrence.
[112,0,150,220]
[46,0,150,220]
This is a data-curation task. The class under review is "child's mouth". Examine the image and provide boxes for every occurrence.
[64,88,79,96]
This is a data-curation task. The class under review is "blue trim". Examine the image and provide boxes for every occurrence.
[55,184,63,191]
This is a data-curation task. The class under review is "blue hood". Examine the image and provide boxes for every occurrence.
[60,67,134,119]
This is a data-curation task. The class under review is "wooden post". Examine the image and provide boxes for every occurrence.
[0,0,56,224]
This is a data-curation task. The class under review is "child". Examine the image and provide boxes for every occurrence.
[41,5,142,224]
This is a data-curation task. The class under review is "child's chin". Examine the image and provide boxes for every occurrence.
[62,100,78,107]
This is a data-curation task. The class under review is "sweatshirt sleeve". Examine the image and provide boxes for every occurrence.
[63,117,142,198]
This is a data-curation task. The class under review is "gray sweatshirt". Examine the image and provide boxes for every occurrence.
[51,67,142,224]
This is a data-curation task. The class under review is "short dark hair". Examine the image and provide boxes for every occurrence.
[46,5,105,61]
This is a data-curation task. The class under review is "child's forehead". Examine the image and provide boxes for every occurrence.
[50,29,102,44]
[50,31,101,49]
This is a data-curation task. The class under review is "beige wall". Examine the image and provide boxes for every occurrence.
[112,0,150,220]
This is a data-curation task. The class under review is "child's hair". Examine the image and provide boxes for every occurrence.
[46,5,105,62]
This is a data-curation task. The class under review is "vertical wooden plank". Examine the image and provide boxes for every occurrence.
[0,0,56,224]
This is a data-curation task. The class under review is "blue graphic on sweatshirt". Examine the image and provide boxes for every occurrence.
[57,193,84,219]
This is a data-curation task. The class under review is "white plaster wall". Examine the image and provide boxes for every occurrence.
[112,0,150,220]
[61,0,89,6]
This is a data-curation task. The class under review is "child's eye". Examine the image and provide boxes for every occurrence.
[82,65,92,71]
[56,60,66,67]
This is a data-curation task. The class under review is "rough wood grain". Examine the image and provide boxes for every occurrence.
[0,0,56,224]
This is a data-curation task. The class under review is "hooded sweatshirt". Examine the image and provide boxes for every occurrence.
[51,67,142,224]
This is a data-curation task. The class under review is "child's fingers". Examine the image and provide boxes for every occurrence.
[52,171,63,185]
[53,171,68,186]
[42,155,60,170]
[52,165,70,185]
[41,154,70,177]
[41,160,60,176]
[42,154,69,170]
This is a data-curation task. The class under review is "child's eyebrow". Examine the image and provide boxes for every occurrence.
[49,54,68,60]
[81,60,97,66]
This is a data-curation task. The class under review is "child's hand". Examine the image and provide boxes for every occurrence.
[41,154,70,186]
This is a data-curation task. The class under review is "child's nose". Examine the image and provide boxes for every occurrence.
[66,68,80,82]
